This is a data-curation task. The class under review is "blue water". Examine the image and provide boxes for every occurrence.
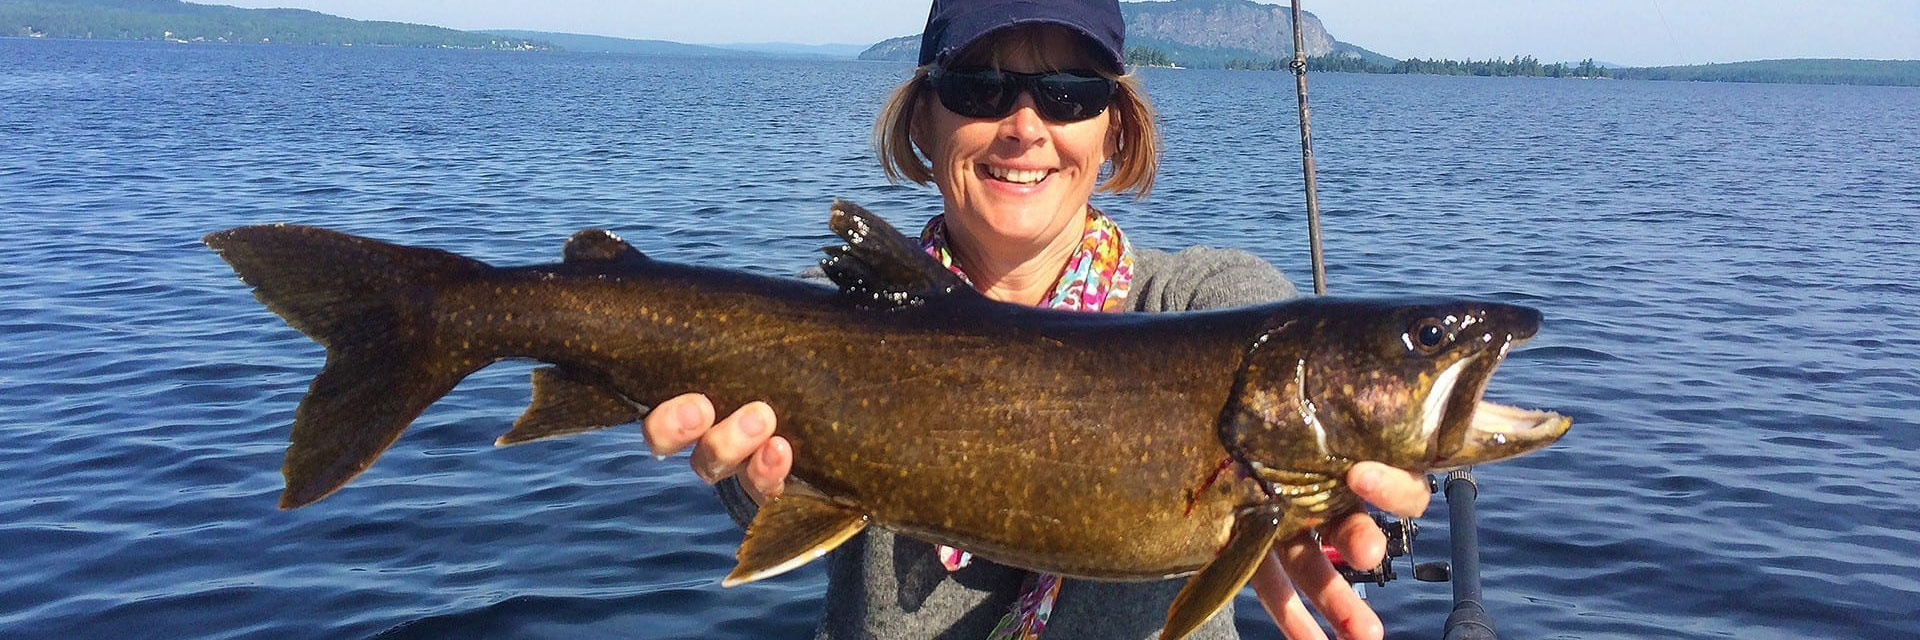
[2,38,1917,639]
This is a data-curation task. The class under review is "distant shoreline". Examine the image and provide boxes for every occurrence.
[7,0,1917,87]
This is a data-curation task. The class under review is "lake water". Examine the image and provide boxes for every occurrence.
[2,38,1916,639]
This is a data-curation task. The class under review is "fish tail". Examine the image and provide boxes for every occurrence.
[205,225,492,509]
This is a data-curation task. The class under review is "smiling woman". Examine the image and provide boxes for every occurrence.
[639,1,1437,640]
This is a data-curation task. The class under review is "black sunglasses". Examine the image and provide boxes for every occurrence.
[926,67,1117,122]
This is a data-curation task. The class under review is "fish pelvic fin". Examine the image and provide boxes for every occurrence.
[204,224,492,509]
[1160,504,1288,640]
[821,199,973,309]
[496,366,647,446]
[723,493,870,587]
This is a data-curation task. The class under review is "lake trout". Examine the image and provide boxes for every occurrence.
[205,199,1570,640]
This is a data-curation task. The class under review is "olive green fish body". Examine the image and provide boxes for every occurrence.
[420,260,1273,578]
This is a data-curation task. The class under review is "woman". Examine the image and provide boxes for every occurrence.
[645,1,1429,638]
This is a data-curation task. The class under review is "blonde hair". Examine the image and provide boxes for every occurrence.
[872,35,1161,199]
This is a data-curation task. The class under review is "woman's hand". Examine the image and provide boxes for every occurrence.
[642,393,792,504]
[1249,462,1432,640]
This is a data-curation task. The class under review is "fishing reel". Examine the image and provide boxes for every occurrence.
[1322,512,1418,587]
[1324,475,1460,593]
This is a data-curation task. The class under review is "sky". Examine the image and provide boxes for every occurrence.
[212,0,1920,67]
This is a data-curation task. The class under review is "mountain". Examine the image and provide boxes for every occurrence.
[713,42,866,59]
[860,34,919,62]
[1,0,542,49]
[479,30,735,56]
[858,0,1370,69]
[479,31,867,59]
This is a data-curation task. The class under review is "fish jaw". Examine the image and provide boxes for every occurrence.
[1427,399,1571,469]
[1421,331,1572,469]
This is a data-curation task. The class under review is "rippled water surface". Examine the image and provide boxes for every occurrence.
[3,39,1916,639]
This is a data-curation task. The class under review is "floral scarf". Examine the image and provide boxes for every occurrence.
[917,206,1136,640]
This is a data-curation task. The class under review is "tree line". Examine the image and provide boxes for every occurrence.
[1124,45,1618,78]
[1217,53,1610,78]
[1610,59,1920,86]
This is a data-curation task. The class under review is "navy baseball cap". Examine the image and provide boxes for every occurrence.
[918,0,1127,73]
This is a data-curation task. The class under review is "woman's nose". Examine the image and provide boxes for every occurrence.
[998,91,1048,146]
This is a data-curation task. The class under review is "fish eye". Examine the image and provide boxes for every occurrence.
[1409,318,1449,354]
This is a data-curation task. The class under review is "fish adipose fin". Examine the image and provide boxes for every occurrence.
[204,225,494,509]
[562,229,649,266]
[1160,504,1288,640]
[821,198,973,309]
[496,366,648,446]
[724,493,870,587]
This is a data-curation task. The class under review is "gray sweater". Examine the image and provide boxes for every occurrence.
[716,246,1299,640]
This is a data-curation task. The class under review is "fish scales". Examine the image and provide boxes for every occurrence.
[431,261,1268,576]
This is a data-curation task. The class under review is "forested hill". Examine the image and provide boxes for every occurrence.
[1,0,543,49]
[1611,59,1920,87]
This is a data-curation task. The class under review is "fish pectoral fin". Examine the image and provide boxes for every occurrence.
[724,493,870,587]
[562,229,649,266]
[496,366,647,446]
[1160,504,1287,640]
[820,199,974,309]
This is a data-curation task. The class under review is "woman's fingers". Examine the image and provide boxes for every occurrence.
[686,401,776,484]
[1250,550,1330,640]
[1277,533,1385,640]
[1325,511,1389,572]
[640,394,788,504]
[1347,461,1430,518]
[642,393,716,458]
[744,435,791,499]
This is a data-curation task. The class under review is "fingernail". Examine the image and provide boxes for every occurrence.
[738,405,767,437]
[676,400,705,435]
[1353,467,1379,493]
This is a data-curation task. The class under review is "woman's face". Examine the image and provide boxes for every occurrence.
[918,27,1118,255]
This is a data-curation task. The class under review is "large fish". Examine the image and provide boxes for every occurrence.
[206,200,1570,640]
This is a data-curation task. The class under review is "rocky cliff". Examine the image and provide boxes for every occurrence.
[858,0,1344,67]
[1125,0,1332,58]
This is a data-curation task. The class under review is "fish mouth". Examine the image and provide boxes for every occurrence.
[1424,335,1571,469]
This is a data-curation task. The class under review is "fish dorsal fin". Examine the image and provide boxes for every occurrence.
[563,229,649,266]
[723,493,870,587]
[821,199,971,309]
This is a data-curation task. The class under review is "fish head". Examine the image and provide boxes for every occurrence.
[1221,298,1570,486]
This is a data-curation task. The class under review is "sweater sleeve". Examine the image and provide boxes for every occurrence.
[1129,246,1299,312]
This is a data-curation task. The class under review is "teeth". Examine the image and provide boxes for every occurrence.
[986,165,1049,185]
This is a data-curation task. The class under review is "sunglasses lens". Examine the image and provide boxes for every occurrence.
[933,69,1016,119]
[1034,73,1114,121]
[931,69,1115,122]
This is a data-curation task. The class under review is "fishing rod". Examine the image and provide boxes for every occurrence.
[1288,0,1327,295]
[1286,2,1499,638]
